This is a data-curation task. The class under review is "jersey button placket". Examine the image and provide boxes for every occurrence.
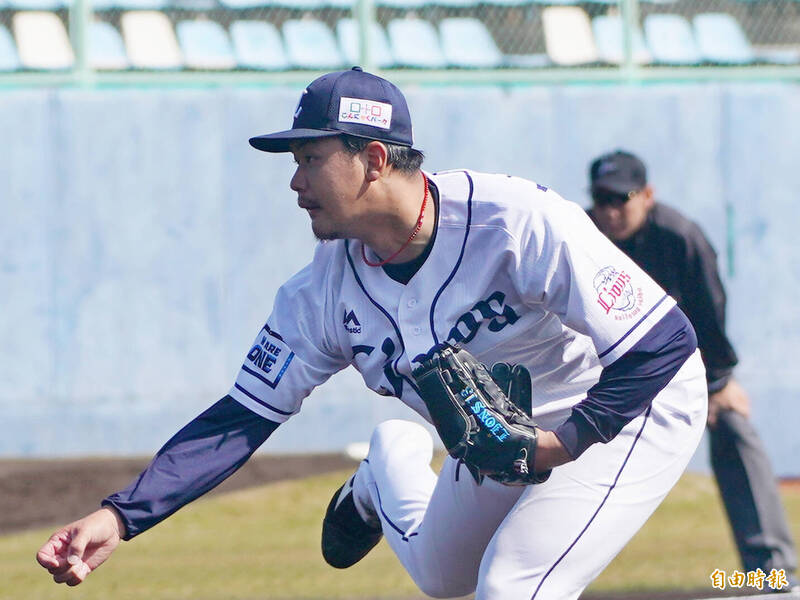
[398,294,428,359]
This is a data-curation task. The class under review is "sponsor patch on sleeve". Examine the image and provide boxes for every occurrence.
[243,324,294,389]
[593,266,645,321]
[338,97,392,130]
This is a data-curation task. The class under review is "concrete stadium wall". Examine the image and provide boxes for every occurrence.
[1,83,798,476]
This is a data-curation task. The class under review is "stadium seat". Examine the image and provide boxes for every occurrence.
[592,14,651,65]
[282,19,344,69]
[439,17,503,68]
[272,0,323,9]
[7,0,71,9]
[218,0,269,7]
[0,24,21,71]
[504,53,551,68]
[176,20,236,69]
[542,6,598,66]
[387,18,446,68]
[375,0,428,10]
[753,46,800,65]
[692,13,754,64]
[336,18,394,69]
[230,20,289,70]
[319,0,355,8]
[429,0,480,8]
[644,13,701,64]
[483,0,541,6]
[12,11,74,69]
[169,0,219,9]
[89,21,129,69]
[92,0,165,9]
[121,11,183,69]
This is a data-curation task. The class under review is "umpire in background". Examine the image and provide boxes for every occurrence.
[587,150,798,592]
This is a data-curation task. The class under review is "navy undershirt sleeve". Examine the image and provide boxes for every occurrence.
[555,305,698,459]
[102,396,279,540]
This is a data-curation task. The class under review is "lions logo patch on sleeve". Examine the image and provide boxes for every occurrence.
[593,266,644,321]
[244,324,295,389]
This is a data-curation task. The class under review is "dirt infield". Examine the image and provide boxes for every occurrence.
[0,453,358,536]
[1,456,779,599]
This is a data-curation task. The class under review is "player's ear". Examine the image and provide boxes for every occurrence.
[364,141,388,182]
[643,185,655,209]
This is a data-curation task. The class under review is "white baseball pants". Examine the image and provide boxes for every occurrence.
[353,351,707,600]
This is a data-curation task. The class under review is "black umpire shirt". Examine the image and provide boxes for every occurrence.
[588,202,738,394]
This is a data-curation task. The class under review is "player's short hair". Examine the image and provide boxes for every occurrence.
[340,135,425,174]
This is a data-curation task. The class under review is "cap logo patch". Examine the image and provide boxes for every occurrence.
[596,161,617,175]
[294,89,308,120]
[338,97,392,130]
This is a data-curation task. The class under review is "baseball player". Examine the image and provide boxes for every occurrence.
[587,150,799,593]
[37,68,707,599]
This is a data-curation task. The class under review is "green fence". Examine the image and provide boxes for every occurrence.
[0,0,799,86]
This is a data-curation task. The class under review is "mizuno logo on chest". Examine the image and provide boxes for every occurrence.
[343,309,362,334]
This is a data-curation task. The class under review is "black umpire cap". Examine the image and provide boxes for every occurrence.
[589,150,648,194]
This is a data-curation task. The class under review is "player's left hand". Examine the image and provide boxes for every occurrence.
[413,344,563,485]
[36,507,123,586]
[707,379,750,427]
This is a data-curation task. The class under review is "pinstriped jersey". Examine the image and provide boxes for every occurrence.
[228,170,675,428]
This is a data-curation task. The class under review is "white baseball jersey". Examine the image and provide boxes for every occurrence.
[229,169,675,433]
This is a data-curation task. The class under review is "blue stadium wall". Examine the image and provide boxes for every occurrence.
[2,82,798,476]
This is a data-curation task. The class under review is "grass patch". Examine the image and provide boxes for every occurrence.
[592,475,800,594]
[3,469,798,600]
[2,469,418,600]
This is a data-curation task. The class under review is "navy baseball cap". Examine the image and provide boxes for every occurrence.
[249,66,414,153]
[589,150,648,194]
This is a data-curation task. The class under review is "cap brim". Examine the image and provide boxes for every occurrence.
[249,129,343,153]
[591,179,638,195]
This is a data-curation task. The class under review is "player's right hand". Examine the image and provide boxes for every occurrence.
[36,507,124,586]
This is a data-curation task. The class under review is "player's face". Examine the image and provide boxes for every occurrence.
[592,185,654,241]
[289,137,367,241]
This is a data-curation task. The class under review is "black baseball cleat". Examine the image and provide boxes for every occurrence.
[321,475,383,569]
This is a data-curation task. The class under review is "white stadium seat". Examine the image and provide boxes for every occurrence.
[542,6,599,66]
[121,11,183,69]
[13,11,74,69]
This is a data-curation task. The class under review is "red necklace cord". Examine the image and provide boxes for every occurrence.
[362,173,429,268]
